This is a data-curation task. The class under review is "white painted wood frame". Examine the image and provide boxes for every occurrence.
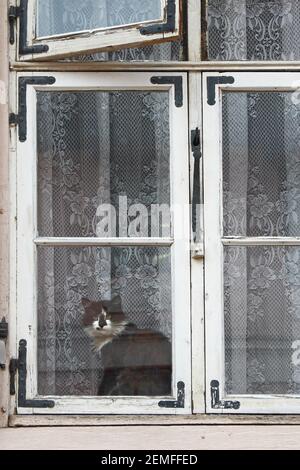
[16,71,191,415]
[203,72,300,414]
[17,0,181,61]
[189,72,205,413]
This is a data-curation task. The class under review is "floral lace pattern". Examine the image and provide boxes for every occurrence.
[38,246,172,396]
[224,246,300,394]
[37,90,172,396]
[205,0,300,61]
[223,90,300,395]
[37,91,170,238]
[223,91,300,237]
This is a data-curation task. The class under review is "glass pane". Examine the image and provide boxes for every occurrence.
[203,0,300,61]
[223,91,300,237]
[224,245,300,395]
[65,2,187,62]
[37,0,163,38]
[37,246,172,396]
[37,91,170,238]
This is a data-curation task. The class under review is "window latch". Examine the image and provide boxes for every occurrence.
[191,127,201,243]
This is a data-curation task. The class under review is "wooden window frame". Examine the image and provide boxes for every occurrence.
[203,71,300,414]
[13,71,192,415]
[7,0,300,423]
[13,0,182,61]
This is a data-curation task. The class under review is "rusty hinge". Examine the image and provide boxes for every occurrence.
[150,76,183,108]
[9,76,56,142]
[207,76,235,106]
[9,340,55,408]
[158,381,185,408]
[210,380,240,410]
[140,0,176,35]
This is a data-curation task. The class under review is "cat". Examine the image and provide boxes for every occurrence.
[82,296,172,396]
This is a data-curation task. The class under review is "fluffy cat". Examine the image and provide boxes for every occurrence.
[82,296,172,396]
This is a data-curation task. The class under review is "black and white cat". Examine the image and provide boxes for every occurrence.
[82,296,172,396]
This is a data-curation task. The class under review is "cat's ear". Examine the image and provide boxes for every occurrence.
[81,298,91,308]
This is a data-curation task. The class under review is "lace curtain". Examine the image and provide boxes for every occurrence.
[37,0,185,62]
[223,91,300,394]
[37,91,172,396]
[205,0,300,61]
[37,0,162,37]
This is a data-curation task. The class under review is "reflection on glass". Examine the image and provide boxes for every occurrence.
[203,0,300,61]
[37,0,163,38]
[223,91,300,237]
[37,246,172,396]
[37,91,170,238]
[224,245,300,395]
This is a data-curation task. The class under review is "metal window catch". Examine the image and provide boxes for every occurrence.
[210,380,240,410]
[150,76,183,107]
[207,76,235,106]
[10,340,55,408]
[191,127,201,242]
[140,0,176,35]
[158,381,185,408]
[9,0,49,53]
[10,76,56,142]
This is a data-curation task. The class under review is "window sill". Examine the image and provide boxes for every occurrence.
[9,414,300,427]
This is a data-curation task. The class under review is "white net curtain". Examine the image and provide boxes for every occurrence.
[205,0,300,61]
[36,91,172,396]
[223,91,300,394]
[37,0,162,37]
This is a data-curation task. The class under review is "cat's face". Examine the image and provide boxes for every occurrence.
[82,296,126,340]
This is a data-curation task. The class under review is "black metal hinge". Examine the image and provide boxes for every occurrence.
[9,358,18,395]
[10,340,55,408]
[151,76,183,107]
[140,0,176,35]
[158,381,185,408]
[207,76,235,106]
[210,380,240,410]
[9,0,49,54]
[10,76,56,142]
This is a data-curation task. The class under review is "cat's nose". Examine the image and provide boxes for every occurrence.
[98,320,107,328]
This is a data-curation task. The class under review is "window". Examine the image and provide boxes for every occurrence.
[16,72,191,414]
[9,0,300,421]
[204,72,300,413]
[16,0,182,60]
